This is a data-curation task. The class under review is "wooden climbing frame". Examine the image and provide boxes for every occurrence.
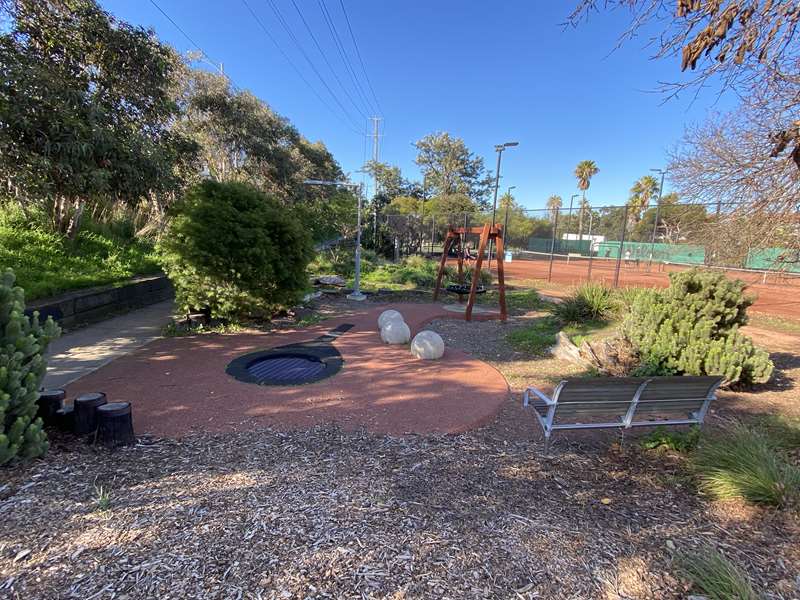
[432,224,507,321]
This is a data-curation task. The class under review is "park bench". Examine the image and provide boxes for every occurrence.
[522,376,723,453]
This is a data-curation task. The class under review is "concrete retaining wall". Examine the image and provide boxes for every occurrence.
[26,275,173,329]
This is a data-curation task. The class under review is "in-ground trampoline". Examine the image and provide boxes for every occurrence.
[65,303,510,437]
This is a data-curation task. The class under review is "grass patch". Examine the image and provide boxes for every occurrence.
[640,426,701,452]
[561,320,615,347]
[162,321,244,337]
[692,425,800,507]
[94,484,111,512]
[748,312,800,335]
[507,317,560,355]
[0,224,160,301]
[674,545,760,600]
[750,414,800,450]
[296,313,325,327]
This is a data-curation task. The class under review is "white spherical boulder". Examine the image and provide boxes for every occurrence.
[377,309,404,330]
[380,320,411,344]
[410,330,445,360]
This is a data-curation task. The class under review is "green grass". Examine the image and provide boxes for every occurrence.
[748,312,800,335]
[561,320,615,347]
[507,317,561,355]
[751,414,800,450]
[640,426,701,452]
[296,313,325,327]
[692,425,800,507]
[675,545,760,600]
[1,224,160,301]
[161,321,244,337]
[94,484,111,512]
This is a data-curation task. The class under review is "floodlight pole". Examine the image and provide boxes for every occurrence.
[303,178,365,301]
[489,142,518,271]
[648,168,667,271]
[502,186,516,247]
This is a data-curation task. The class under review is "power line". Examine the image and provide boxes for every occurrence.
[317,0,378,116]
[337,0,382,116]
[148,0,239,87]
[287,0,370,120]
[240,0,362,134]
[263,0,363,131]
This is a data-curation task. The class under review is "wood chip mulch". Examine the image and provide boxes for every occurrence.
[1,424,798,599]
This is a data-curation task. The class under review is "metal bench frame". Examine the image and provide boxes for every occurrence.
[523,377,722,453]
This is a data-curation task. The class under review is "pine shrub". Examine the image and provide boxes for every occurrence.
[623,269,773,386]
[0,269,60,465]
[160,181,314,320]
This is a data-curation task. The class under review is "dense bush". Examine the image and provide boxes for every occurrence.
[623,269,773,386]
[160,181,314,319]
[553,282,616,324]
[1,269,60,464]
[0,220,160,301]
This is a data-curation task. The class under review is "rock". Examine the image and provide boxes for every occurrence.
[410,330,445,359]
[377,309,404,330]
[315,275,346,287]
[381,320,411,344]
[550,331,585,364]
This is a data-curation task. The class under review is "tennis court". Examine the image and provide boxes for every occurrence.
[488,251,800,319]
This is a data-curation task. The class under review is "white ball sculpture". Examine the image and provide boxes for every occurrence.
[377,309,404,330]
[381,320,411,344]
[410,330,445,360]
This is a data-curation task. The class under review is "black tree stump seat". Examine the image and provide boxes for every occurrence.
[74,392,107,435]
[37,389,65,426]
[95,402,135,448]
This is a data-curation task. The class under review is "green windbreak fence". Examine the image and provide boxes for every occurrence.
[746,248,800,272]
[595,241,706,264]
[527,237,591,255]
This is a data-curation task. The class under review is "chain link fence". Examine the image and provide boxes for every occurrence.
[375,201,800,291]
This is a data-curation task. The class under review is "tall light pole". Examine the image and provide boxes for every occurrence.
[489,142,519,270]
[568,194,579,252]
[303,178,366,301]
[502,185,516,246]
[647,168,667,271]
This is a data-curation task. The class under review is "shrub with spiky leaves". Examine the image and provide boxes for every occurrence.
[623,269,773,386]
[0,269,60,465]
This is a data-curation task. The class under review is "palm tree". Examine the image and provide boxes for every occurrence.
[546,194,562,223]
[628,175,660,225]
[574,160,599,240]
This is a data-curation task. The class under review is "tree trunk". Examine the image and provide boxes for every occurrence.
[65,198,86,240]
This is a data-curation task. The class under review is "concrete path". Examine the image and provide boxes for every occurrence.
[43,300,174,389]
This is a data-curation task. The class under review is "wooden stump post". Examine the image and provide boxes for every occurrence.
[94,402,135,448]
[37,389,65,426]
[74,392,107,436]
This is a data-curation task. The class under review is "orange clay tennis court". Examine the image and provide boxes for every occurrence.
[476,254,800,320]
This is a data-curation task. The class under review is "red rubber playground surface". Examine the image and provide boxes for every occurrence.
[489,254,800,319]
[65,303,510,438]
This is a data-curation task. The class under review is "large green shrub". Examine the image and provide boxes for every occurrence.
[160,181,314,319]
[623,269,773,386]
[0,269,60,464]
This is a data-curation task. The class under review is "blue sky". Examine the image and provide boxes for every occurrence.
[101,1,734,209]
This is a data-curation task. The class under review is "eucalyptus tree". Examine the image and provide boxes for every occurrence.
[0,0,195,237]
[414,132,493,208]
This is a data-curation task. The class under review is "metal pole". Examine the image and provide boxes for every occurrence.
[613,205,629,288]
[348,184,366,300]
[430,215,435,255]
[547,210,559,282]
[488,148,504,272]
[586,210,595,281]
[647,170,666,272]
[568,194,577,253]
